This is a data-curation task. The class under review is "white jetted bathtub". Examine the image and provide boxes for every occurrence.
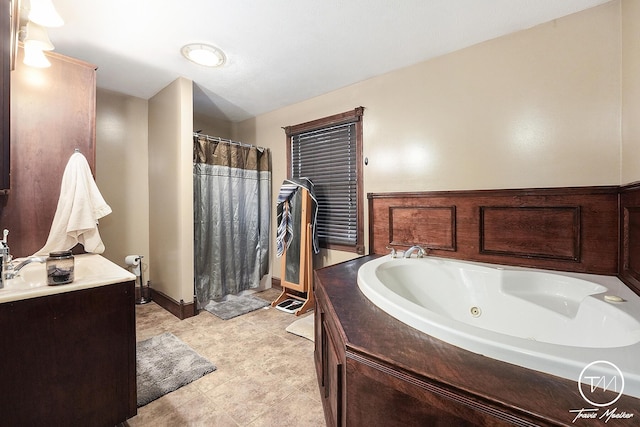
[357,255,640,399]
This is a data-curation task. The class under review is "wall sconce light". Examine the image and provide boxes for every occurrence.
[23,43,51,68]
[24,21,54,51]
[21,0,63,68]
[28,0,64,28]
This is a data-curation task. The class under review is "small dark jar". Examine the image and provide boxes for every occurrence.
[47,250,75,285]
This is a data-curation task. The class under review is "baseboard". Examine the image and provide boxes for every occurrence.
[149,288,197,320]
[272,276,281,289]
[150,280,281,320]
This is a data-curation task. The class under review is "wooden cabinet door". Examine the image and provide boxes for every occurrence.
[324,322,343,426]
[315,297,344,427]
[2,48,96,256]
[0,281,136,425]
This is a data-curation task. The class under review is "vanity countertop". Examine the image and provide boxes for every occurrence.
[0,253,136,303]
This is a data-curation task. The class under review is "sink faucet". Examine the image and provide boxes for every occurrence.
[4,256,47,280]
[1,229,11,288]
[404,245,427,258]
[0,229,47,284]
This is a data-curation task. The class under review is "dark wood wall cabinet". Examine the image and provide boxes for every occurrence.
[0,47,96,257]
[0,280,137,426]
[1,0,19,193]
[1,0,7,193]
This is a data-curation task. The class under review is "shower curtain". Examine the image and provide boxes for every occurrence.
[193,134,271,309]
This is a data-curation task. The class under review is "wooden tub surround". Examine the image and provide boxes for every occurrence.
[314,184,640,426]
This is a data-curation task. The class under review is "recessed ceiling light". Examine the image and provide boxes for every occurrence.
[181,43,226,67]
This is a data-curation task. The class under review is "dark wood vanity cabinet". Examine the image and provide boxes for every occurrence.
[0,281,137,426]
[314,296,343,427]
[314,276,504,426]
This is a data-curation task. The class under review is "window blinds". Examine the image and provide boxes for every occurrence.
[291,122,358,246]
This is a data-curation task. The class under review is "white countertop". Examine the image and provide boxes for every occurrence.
[0,253,136,303]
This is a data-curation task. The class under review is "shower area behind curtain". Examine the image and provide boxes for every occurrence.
[193,134,271,309]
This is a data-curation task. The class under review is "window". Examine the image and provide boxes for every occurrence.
[285,107,364,254]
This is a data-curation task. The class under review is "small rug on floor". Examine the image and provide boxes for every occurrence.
[286,313,315,342]
[137,332,216,407]
[203,294,270,320]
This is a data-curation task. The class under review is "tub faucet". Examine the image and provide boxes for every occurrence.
[404,245,427,258]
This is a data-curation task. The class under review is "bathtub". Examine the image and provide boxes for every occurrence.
[357,255,640,399]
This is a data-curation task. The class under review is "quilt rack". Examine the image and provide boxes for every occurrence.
[271,187,314,316]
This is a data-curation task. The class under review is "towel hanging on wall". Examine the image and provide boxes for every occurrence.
[34,152,112,256]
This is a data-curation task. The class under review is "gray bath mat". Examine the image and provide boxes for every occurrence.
[136,332,216,407]
[203,294,270,320]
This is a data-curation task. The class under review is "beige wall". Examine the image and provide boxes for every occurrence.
[622,0,640,184]
[96,1,637,293]
[235,1,625,276]
[96,89,150,277]
[193,111,233,140]
[148,77,194,303]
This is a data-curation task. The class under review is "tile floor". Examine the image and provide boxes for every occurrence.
[127,288,326,426]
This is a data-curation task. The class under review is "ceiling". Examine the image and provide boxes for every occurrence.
[41,0,610,123]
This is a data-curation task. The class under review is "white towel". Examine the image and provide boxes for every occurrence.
[35,152,112,256]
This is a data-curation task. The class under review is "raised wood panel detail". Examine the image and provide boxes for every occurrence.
[624,207,640,283]
[389,206,455,251]
[480,206,580,262]
[345,354,514,426]
[621,182,640,295]
[369,187,618,275]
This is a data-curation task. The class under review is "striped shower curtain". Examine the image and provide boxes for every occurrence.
[193,134,271,308]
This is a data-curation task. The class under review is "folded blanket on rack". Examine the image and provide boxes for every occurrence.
[276,178,319,257]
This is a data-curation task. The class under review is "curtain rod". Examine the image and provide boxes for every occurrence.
[194,132,265,152]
